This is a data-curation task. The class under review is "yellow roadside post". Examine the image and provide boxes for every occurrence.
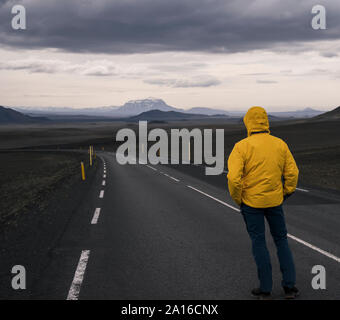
[89,146,92,166]
[81,162,86,180]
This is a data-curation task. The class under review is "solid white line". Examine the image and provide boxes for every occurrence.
[288,234,340,263]
[102,180,106,186]
[91,208,101,225]
[66,250,90,300]
[146,165,157,171]
[187,185,240,212]
[188,185,340,264]
[99,190,104,198]
[164,173,180,182]
[296,187,309,193]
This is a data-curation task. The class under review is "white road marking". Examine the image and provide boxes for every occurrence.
[103,174,106,178]
[102,180,106,186]
[288,234,340,263]
[66,250,90,300]
[91,208,101,225]
[187,185,340,264]
[296,187,309,193]
[163,173,180,182]
[99,190,104,198]
[146,165,157,171]
[187,185,240,212]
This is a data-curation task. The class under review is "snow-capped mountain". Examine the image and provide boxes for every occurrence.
[114,98,181,116]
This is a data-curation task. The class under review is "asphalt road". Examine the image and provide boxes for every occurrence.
[27,151,340,299]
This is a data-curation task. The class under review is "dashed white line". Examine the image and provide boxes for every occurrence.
[296,187,309,193]
[287,234,340,263]
[91,208,101,225]
[163,173,180,182]
[187,185,240,212]
[103,174,106,178]
[187,185,340,264]
[102,180,106,186]
[66,250,90,300]
[147,165,157,171]
[99,190,104,198]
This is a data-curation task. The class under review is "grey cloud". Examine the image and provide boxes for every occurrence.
[242,73,272,76]
[0,0,340,54]
[150,63,208,73]
[320,52,338,58]
[256,80,278,84]
[145,76,221,88]
[0,58,117,76]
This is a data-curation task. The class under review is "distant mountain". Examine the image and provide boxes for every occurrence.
[313,106,340,120]
[13,98,180,117]
[186,107,230,116]
[12,100,327,120]
[128,110,227,121]
[14,105,119,117]
[0,106,49,124]
[114,98,181,116]
[269,108,324,118]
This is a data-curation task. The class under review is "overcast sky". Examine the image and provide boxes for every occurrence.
[1,0,340,111]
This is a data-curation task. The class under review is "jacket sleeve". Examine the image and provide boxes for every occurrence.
[283,143,299,196]
[227,143,244,206]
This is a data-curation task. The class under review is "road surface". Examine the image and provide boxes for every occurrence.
[15,151,340,299]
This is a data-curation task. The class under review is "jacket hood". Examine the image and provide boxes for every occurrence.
[243,106,270,137]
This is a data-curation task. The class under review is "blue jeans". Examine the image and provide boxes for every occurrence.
[241,203,296,292]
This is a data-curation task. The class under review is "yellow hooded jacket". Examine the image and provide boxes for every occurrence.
[227,106,299,208]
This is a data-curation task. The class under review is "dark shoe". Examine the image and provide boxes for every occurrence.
[283,286,300,299]
[251,288,272,300]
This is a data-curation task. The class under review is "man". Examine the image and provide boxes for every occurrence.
[227,106,299,300]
